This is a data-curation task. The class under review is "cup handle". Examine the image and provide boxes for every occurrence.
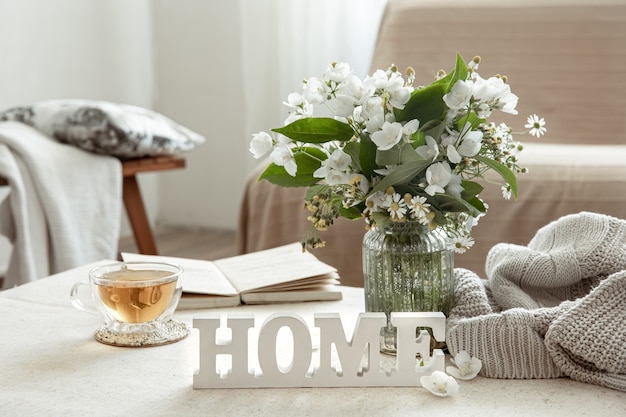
[70,282,99,315]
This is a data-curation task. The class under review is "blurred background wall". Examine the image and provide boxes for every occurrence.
[0,0,387,265]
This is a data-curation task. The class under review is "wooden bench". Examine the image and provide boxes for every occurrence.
[0,155,186,256]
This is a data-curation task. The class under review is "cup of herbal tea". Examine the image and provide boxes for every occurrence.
[70,261,189,347]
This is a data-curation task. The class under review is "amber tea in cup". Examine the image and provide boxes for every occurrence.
[71,261,189,347]
[97,268,178,323]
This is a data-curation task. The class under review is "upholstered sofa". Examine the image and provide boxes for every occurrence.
[238,0,626,288]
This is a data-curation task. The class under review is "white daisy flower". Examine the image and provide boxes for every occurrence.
[525,114,547,138]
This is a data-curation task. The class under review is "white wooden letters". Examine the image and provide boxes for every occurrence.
[193,312,446,388]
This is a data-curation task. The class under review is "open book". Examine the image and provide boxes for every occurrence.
[121,243,342,309]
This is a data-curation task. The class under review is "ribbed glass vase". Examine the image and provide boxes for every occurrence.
[362,222,454,354]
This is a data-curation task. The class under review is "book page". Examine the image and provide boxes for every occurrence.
[240,286,342,304]
[213,243,338,294]
[121,253,239,296]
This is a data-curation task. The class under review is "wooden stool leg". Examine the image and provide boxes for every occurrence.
[122,175,158,255]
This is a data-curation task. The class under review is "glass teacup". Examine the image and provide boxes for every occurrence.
[70,261,189,347]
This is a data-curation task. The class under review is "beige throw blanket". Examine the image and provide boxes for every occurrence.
[0,122,122,288]
[447,211,626,392]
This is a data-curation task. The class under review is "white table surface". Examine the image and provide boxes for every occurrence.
[1,261,624,417]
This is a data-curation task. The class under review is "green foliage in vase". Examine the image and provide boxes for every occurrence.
[249,54,546,253]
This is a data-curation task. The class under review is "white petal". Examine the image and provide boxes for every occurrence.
[420,371,460,397]
[249,132,273,159]
[446,144,462,164]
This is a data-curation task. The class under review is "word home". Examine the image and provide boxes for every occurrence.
[193,311,446,388]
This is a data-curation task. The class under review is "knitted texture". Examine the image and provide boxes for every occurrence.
[447,269,570,379]
[486,212,626,310]
[447,212,626,391]
[545,271,626,391]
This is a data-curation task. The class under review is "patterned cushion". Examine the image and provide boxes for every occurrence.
[0,99,205,159]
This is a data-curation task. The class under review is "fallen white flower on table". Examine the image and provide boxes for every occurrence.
[446,351,482,380]
[420,370,460,397]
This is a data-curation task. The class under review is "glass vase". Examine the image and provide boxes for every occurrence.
[362,221,454,354]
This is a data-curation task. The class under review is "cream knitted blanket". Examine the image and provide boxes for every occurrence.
[447,212,626,392]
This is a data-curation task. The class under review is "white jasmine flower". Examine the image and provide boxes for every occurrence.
[445,173,464,198]
[365,112,385,134]
[425,162,452,196]
[327,149,352,171]
[332,95,356,118]
[442,123,482,164]
[283,92,305,109]
[284,102,314,125]
[389,86,412,109]
[446,351,482,380]
[371,121,403,151]
[324,169,351,185]
[525,114,547,138]
[313,149,352,179]
[457,129,483,157]
[420,371,460,397]
[446,143,462,164]
[270,143,297,176]
[387,71,413,109]
[363,69,392,90]
[385,70,406,92]
[339,74,368,101]
[472,75,519,115]
[416,136,440,161]
[361,96,385,122]
[249,132,273,159]
[275,133,293,145]
[498,91,519,115]
[303,77,328,104]
[402,119,420,137]
[443,79,472,110]
[324,62,352,83]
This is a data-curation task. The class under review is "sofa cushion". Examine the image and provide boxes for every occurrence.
[0,99,205,159]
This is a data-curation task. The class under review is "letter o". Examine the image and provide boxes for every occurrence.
[257,314,312,380]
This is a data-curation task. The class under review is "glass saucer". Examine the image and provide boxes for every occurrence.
[94,319,190,347]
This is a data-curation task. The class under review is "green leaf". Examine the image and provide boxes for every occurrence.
[343,141,362,172]
[259,148,326,188]
[395,82,448,124]
[370,159,431,194]
[474,155,519,199]
[456,111,485,131]
[372,212,391,228]
[376,142,423,166]
[359,133,378,179]
[272,117,354,143]
[460,180,484,201]
[304,184,328,200]
[466,195,487,213]
[422,120,447,142]
[339,205,364,220]
[434,193,482,216]
[398,54,468,127]
[447,53,469,92]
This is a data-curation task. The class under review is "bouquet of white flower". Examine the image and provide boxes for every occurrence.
[249,54,545,253]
